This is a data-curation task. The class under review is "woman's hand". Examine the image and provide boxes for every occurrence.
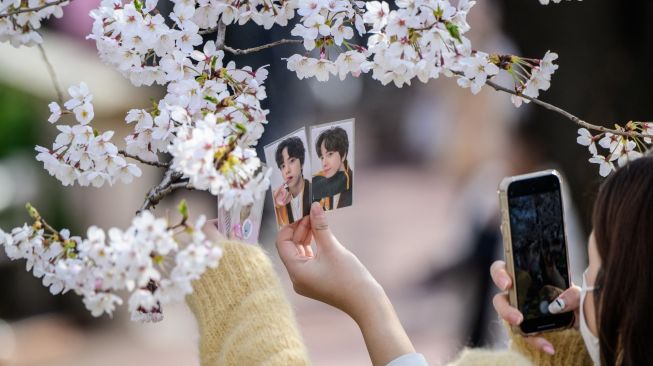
[276,202,383,319]
[490,260,581,355]
[276,202,415,366]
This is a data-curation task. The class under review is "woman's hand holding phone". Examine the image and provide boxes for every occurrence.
[490,260,582,355]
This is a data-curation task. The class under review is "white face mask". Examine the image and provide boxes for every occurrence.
[580,269,601,365]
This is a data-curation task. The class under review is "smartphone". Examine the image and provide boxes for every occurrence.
[498,170,574,335]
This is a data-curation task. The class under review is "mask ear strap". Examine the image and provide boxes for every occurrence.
[582,269,597,292]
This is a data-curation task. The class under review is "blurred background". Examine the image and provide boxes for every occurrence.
[1,0,652,365]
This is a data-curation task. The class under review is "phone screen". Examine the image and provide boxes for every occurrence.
[508,175,573,332]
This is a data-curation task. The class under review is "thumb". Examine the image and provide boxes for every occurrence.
[548,285,581,314]
[309,202,336,248]
[276,223,303,271]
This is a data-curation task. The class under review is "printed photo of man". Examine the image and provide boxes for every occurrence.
[272,136,312,226]
[311,121,354,211]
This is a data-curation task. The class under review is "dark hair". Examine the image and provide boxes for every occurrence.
[316,127,349,161]
[275,136,305,168]
[592,156,653,366]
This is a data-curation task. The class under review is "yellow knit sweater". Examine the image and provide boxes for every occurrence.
[187,242,592,366]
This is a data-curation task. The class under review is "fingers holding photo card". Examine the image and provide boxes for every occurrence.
[310,119,355,211]
[264,128,313,228]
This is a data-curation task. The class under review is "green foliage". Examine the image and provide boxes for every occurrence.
[177,199,189,221]
[445,22,462,43]
[0,84,38,158]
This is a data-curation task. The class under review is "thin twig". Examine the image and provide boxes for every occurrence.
[449,59,653,139]
[224,39,303,55]
[38,216,60,237]
[468,73,653,139]
[37,44,64,106]
[0,0,70,19]
[119,150,170,168]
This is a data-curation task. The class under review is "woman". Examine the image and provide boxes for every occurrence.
[188,157,652,365]
[493,155,653,365]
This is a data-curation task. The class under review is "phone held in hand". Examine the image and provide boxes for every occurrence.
[498,170,574,335]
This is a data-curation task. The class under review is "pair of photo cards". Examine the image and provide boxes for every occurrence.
[264,118,355,229]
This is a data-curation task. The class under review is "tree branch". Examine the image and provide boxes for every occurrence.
[138,169,184,214]
[224,39,303,55]
[450,59,653,139]
[169,180,195,191]
[119,150,170,168]
[0,0,70,19]
[37,44,64,106]
[215,19,227,50]
[480,76,653,139]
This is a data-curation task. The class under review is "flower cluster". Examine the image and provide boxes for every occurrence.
[195,0,296,29]
[283,0,562,103]
[0,0,70,47]
[117,41,271,209]
[577,122,652,176]
[286,0,369,81]
[123,104,177,163]
[0,204,221,322]
[364,0,475,87]
[169,112,270,209]
[503,51,559,107]
[88,0,204,86]
[285,0,478,86]
[456,51,500,94]
[36,83,142,187]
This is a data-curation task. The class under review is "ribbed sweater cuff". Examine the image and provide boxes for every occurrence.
[186,241,310,366]
[506,321,592,366]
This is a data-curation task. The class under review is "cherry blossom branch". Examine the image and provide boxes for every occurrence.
[215,20,227,50]
[118,150,170,168]
[482,77,653,139]
[138,169,184,214]
[37,44,64,106]
[169,180,195,191]
[0,0,70,18]
[224,39,303,55]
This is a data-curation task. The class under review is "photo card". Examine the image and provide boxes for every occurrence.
[309,118,355,212]
[216,182,266,245]
[263,127,313,228]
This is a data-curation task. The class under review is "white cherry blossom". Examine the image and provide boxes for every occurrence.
[48,102,62,123]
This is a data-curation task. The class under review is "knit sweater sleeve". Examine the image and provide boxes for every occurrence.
[506,324,593,366]
[446,325,592,366]
[186,241,311,366]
